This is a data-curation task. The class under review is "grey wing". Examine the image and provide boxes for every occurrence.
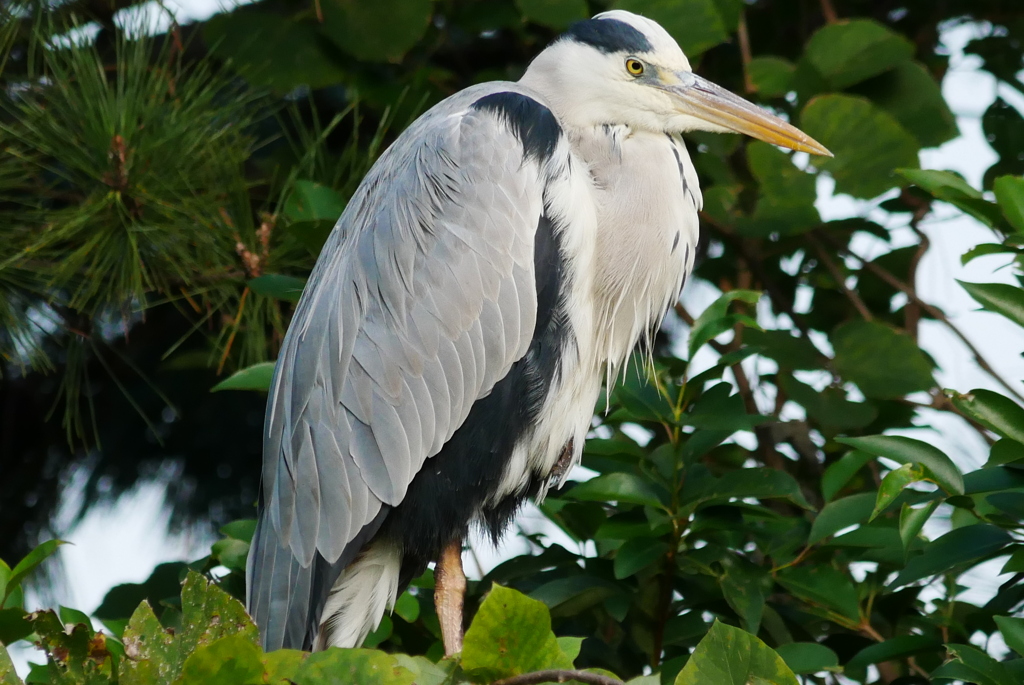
[247,87,555,650]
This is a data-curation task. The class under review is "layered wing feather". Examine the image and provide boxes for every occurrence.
[247,84,560,650]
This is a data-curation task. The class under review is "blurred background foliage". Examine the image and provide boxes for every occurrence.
[2,0,1024,683]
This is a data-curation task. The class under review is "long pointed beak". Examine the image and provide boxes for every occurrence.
[659,70,832,157]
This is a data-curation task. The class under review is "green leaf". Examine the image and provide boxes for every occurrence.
[738,143,819,237]
[0,609,30,645]
[773,642,839,675]
[775,566,859,621]
[283,180,347,224]
[613,0,729,57]
[211,538,249,572]
[529,577,620,617]
[802,95,920,199]
[688,289,761,358]
[220,520,257,543]
[516,0,588,29]
[809,492,876,544]
[958,280,1024,328]
[845,634,941,669]
[890,524,1013,588]
[613,538,669,579]
[836,435,964,495]
[682,467,814,511]
[0,642,23,685]
[898,501,937,551]
[683,383,769,433]
[211,362,276,393]
[4,540,65,603]
[57,605,91,629]
[989,438,1024,466]
[821,450,873,502]
[779,375,877,431]
[994,174,1024,232]
[462,584,573,681]
[748,57,795,98]
[744,329,825,371]
[830,321,934,399]
[948,388,1024,443]
[720,558,771,635]
[556,636,584,663]
[247,274,306,303]
[674,620,799,685]
[803,19,914,90]
[393,591,419,623]
[291,648,415,685]
[932,643,1017,685]
[856,61,957,148]
[899,169,1004,226]
[176,635,264,685]
[204,10,347,90]
[870,463,924,520]
[995,616,1024,657]
[393,655,453,685]
[95,562,187,621]
[320,0,433,62]
[568,473,667,508]
[961,242,1023,265]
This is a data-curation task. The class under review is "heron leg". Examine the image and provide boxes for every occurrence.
[434,539,466,656]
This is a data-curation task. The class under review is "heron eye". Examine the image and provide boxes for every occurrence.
[625,58,644,76]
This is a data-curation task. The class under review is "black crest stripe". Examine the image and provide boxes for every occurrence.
[562,17,653,54]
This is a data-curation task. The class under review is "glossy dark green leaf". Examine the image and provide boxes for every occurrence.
[898,501,937,551]
[995,616,1024,657]
[831,321,934,399]
[989,438,1024,466]
[674,619,799,685]
[744,329,826,371]
[779,375,877,430]
[211,362,276,393]
[994,174,1024,232]
[803,19,914,90]
[614,537,669,579]
[683,383,769,433]
[845,634,941,669]
[890,524,1013,587]
[204,10,347,90]
[854,61,957,148]
[516,0,587,28]
[720,558,771,634]
[462,584,572,681]
[529,576,619,616]
[950,388,1024,443]
[837,435,964,495]
[683,467,813,510]
[748,57,795,97]
[567,473,667,508]
[247,274,306,303]
[961,242,1023,265]
[897,169,1006,226]
[982,98,1024,190]
[870,463,924,521]
[688,289,761,358]
[773,642,840,675]
[58,605,91,629]
[809,492,875,544]
[931,643,1017,685]
[95,562,187,621]
[320,0,433,62]
[802,95,919,199]
[0,609,30,645]
[959,280,1024,328]
[738,143,819,237]
[775,566,859,621]
[614,0,728,57]
[821,451,873,502]
[965,466,1024,494]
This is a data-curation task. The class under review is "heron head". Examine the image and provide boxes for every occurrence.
[521,11,831,156]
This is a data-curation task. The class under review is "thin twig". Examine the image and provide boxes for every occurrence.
[737,13,755,94]
[818,230,1024,404]
[806,234,873,321]
[819,0,839,23]
[491,670,623,685]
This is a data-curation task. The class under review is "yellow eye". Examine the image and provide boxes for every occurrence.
[625,58,644,76]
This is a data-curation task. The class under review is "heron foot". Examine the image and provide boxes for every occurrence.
[434,539,466,656]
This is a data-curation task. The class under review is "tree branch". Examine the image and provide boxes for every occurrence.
[817,230,1024,404]
[491,671,623,685]
[806,234,873,321]
[737,13,755,94]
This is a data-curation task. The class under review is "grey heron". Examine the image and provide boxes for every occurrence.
[246,10,830,655]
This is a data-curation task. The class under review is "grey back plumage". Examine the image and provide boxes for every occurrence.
[247,82,565,650]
